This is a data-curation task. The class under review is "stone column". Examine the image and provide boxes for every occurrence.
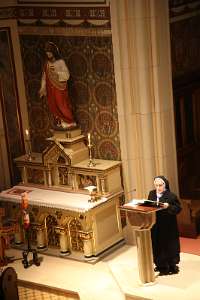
[14,227,23,245]
[79,231,93,258]
[43,170,48,186]
[8,219,23,245]
[47,167,52,187]
[110,0,179,199]
[55,227,70,255]
[53,167,60,186]
[100,177,106,195]
[36,224,47,249]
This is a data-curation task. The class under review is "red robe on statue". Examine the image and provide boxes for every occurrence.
[43,60,75,125]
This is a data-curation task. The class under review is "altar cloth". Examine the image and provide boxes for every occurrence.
[0,186,107,212]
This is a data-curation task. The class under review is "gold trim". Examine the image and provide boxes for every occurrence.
[18,26,111,36]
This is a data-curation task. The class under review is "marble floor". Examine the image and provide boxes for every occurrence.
[5,244,200,300]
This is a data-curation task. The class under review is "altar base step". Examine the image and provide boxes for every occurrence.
[11,239,125,264]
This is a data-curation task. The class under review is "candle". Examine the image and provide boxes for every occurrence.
[88,133,91,146]
[25,129,29,140]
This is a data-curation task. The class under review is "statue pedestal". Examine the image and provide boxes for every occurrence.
[46,127,88,165]
[120,202,164,284]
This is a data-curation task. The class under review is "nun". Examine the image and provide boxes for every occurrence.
[148,176,182,275]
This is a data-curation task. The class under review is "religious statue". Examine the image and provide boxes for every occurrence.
[39,41,76,129]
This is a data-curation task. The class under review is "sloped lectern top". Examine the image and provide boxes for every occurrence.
[120,200,164,214]
[120,200,164,229]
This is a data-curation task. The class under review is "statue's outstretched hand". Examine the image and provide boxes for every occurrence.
[39,88,46,98]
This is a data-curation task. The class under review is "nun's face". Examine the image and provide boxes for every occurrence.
[154,178,165,194]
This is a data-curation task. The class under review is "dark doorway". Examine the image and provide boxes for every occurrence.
[173,72,200,199]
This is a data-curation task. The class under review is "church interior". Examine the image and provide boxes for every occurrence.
[0,0,200,299]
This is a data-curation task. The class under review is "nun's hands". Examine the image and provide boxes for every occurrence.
[163,202,169,208]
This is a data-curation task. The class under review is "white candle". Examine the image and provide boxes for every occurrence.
[88,133,91,146]
[25,129,29,140]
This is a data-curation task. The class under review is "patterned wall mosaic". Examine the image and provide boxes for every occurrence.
[20,35,121,161]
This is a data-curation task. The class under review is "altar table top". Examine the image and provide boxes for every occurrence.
[0,185,108,213]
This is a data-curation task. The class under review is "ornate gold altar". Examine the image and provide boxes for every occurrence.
[0,129,124,260]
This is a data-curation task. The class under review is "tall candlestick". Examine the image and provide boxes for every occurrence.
[87,132,96,167]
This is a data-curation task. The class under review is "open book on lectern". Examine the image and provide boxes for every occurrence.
[126,199,164,208]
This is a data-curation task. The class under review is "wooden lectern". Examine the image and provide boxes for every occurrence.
[120,201,164,284]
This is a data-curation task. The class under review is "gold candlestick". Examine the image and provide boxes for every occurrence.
[87,133,96,167]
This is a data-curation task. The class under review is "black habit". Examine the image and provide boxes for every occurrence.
[148,189,182,270]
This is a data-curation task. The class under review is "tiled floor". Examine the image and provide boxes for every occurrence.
[18,286,77,300]
[5,244,200,300]
[17,279,80,300]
